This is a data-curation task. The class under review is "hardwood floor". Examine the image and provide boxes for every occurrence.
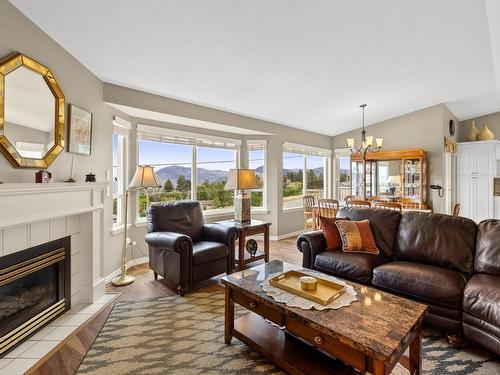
[28,237,303,374]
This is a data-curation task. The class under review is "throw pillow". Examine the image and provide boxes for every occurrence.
[319,216,349,250]
[335,220,379,254]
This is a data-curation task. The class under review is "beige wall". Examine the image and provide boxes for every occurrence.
[332,104,459,213]
[459,111,500,142]
[0,1,131,277]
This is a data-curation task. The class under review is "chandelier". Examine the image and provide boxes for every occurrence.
[346,104,383,155]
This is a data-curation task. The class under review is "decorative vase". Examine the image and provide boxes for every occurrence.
[466,121,479,142]
[477,125,495,141]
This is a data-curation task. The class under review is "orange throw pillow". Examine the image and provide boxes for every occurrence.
[319,217,349,251]
[334,220,379,254]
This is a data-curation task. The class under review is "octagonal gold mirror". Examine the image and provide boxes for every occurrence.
[0,53,64,169]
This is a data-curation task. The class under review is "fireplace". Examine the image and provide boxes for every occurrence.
[0,237,70,356]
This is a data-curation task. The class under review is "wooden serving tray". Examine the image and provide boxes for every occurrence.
[269,270,346,306]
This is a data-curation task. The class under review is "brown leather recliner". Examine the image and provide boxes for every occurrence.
[145,201,237,295]
[463,220,500,355]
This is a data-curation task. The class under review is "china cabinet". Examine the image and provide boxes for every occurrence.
[350,149,427,207]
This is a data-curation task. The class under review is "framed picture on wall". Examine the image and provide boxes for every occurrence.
[68,104,93,155]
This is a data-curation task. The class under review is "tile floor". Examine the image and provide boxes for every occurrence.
[0,294,117,375]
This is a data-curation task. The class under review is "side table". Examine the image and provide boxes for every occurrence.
[215,219,271,270]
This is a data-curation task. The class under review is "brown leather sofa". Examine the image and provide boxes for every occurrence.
[145,201,237,295]
[297,207,500,355]
[463,220,500,355]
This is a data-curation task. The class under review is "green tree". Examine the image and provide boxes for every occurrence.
[176,175,190,192]
[163,179,174,192]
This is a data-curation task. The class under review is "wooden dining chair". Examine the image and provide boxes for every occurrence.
[398,197,421,210]
[303,195,316,230]
[373,201,402,212]
[370,195,391,204]
[346,200,372,208]
[345,195,363,206]
[317,199,340,219]
[452,203,461,216]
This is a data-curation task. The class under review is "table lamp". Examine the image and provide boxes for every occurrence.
[112,165,160,286]
[224,169,261,224]
[388,175,402,195]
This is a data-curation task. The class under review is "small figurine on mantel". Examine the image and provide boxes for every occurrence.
[35,170,53,183]
[85,173,96,182]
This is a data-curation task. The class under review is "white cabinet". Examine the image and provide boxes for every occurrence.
[457,141,499,222]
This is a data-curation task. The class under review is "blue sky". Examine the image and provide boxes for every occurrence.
[137,141,326,172]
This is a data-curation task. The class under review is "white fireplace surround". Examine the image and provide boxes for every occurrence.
[0,182,108,306]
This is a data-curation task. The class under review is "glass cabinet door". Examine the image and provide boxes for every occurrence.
[376,160,402,196]
[351,161,363,196]
[404,159,421,199]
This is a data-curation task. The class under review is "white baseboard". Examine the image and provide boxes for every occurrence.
[104,256,149,285]
[270,229,304,241]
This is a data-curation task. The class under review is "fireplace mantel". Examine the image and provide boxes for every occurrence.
[0,182,108,229]
[0,181,109,305]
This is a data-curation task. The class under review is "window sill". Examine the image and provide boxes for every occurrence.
[251,208,269,214]
[134,210,235,228]
[111,223,131,236]
[282,207,304,213]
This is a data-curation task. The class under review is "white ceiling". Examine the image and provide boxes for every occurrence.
[9,0,500,136]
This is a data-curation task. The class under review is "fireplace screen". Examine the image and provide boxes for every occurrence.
[0,237,70,356]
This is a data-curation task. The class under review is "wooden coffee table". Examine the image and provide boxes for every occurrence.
[221,260,427,375]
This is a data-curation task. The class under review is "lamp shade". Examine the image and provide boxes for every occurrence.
[224,169,261,190]
[388,175,401,185]
[129,165,160,189]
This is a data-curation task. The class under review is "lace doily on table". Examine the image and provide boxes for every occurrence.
[261,270,357,311]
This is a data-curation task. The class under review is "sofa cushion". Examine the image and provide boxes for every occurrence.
[463,273,500,331]
[319,216,348,250]
[314,251,389,284]
[475,220,500,276]
[336,207,401,257]
[335,220,379,254]
[192,241,228,266]
[372,261,467,309]
[395,212,476,274]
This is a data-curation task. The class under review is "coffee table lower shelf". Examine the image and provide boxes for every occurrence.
[233,312,358,375]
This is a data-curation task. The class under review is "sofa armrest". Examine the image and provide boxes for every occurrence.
[203,223,238,246]
[145,232,193,253]
[296,231,326,269]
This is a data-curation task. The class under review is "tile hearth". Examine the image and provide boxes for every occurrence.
[0,294,117,375]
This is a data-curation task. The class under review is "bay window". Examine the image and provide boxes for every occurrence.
[247,140,266,208]
[282,142,331,209]
[136,124,240,219]
[112,117,130,227]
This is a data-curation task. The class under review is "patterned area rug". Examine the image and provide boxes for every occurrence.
[77,291,499,375]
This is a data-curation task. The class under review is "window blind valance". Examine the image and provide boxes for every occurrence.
[113,116,131,136]
[283,142,332,157]
[137,124,242,149]
[247,139,267,151]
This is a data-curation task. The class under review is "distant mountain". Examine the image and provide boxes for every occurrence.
[155,165,229,186]
[155,164,324,187]
[283,167,324,176]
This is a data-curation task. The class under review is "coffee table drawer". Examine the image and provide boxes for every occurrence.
[286,317,366,372]
[233,292,284,325]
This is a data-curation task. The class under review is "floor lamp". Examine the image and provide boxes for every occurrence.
[112,165,160,286]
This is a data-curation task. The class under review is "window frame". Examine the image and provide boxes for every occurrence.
[247,140,267,211]
[135,125,241,221]
[112,117,130,230]
[282,142,331,211]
